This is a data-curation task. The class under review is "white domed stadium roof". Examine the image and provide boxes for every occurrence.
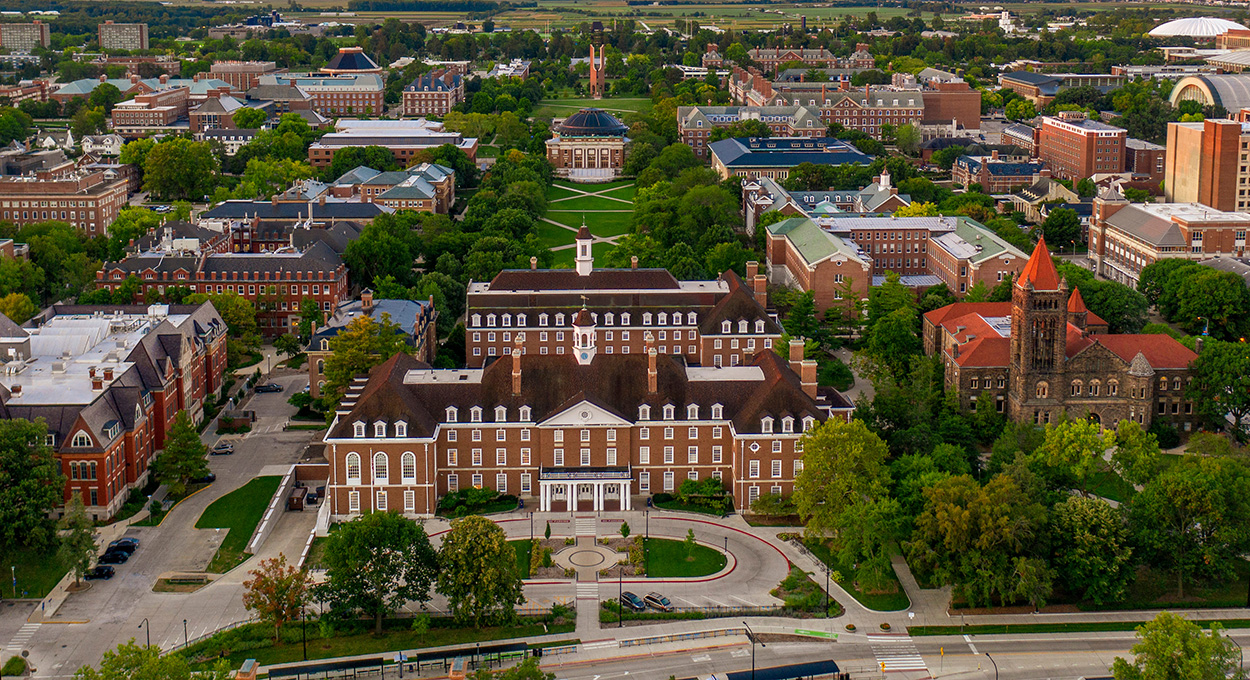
[1149,16,1247,38]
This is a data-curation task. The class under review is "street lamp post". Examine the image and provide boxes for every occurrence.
[183,619,188,650]
[1229,636,1243,674]
[139,618,150,649]
[986,652,999,680]
[742,621,765,680]
[618,565,624,629]
[301,608,308,661]
[10,565,14,599]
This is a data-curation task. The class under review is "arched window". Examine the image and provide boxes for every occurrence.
[1036,382,1049,399]
[711,403,723,420]
[470,406,482,422]
[316,359,324,373]
[687,312,697,325]
[502,314,511,327]
[395,421,407,437]
[659,312,668,325]
[72,431,91,448]
[401,452,416,481]
[445,406,458,423]
[761,416,774,433]
[738,320,748,333]
[353,422,365,438]
[643,313,652,325]
[555,313,565,326]
[519,406,531,421]
[621,312,630,325]
[802,416,816,431]
[755,320,765,333]
[346,453,361,481]
[471,314,481,327]
[487,314,497,327]
[1108,380,1119,396]
[781,416,794,433]
[687,404,699,420]
[495,405,507,422]
[663,404,675,420]
[638,404,651,421]
[374,421,387,437]
[517,313,526,326]
[373,452,388,480]
[1089,380,1101,397]
[722,320,732,333]
[604,312,614,325]
[1070,380,1083,397]
[539,313,549,326]
[320,339,329,351]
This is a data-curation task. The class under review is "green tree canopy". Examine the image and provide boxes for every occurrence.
[0,417,67,553]
[151,411,209,497]
[437,515,526,625]
[1112,612,1243,680]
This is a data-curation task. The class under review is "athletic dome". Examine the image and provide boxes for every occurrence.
[1148,16,1247,38]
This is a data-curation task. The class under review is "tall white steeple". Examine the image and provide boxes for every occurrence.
[575,221,593,276]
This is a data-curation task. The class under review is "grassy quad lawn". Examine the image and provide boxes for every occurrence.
[195,476,283,573]
[536,220,578,250]
[643,538,727,578]
[551,241,615,267]
[600,185,636,201]
[547,210,633,238]
[546,185,584,201]
[183,618,576,669]
[547,195,633,212]
[553,179,635,192]
[2,547,70,598]
[510,539,532,578]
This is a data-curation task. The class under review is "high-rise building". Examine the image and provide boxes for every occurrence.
[98,21,149,51]
[1164,118,1250,212]
[0,21,51,52]
[1036,113,1126,182]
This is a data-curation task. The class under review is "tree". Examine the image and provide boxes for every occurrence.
[57,494,96,587]
[835,495,905,593]
[895,124,920,156]
[232,107,268,129]
[684,528,697,559]
[437,515,525,625]
[243,554,313,642]
[620,521,630,539]
[0,418,67,553]
[151,411,209,497]
[1052,496,1133,605]
[74,640,232,680]
[1175,269,1250,341]
[1040,207,1080,246]
[119,137,155,169]
[1188,339,1250,441]
[793,419,892,541]
[274,333,301,359]
[318,511,436,635]
[320,314,410,409]
[87,83,123,113]
[1112,612,1243,680]
[468,658,555,680]
[142,138,219,201]
[1130,457,1250,597]
[1012,556,1053,612]
[892,202,938,217]
[297,297,325,341]
[1005,99,1036,121]
[1031,418,1115,495]
[71,106,107,137]
[0,106,33,145]
[862,307,922,383]
[0,292,38,323]
[1112,419,1160,487]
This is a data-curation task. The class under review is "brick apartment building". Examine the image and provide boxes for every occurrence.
[1165,118,1250,212]
[0,302,227,520]
[0,167,129,234]
[307,119,477,169]
[402,69,465,116]
[98,241,351,336]
[677,105,825,158]
[1037,113,1126,181]
[210,61,285,89]
[1125,138,1166,185]
[0,22,51,51]
[952,152,1046,192]
[0,79,49,106]
[1089,191,1250,286]
[259,74,384,116]
[98,21,149,51]
[111,87,193,135]
[745,45,874,72]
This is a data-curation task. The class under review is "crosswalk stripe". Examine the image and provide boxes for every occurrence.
[866,634,928,673]
[574,517,596,536]
[575,583,598,599]
[5,623,40,652]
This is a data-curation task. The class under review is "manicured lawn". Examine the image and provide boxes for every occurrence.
[510,539,532,579]
[532,97,652,120]
[546,195,633,211]
[545,185,583,201]
[911,618,1250,636]
[2,547,69,598]
[804,539,910,612]
[551,241,614,267]
[600,184,636,201]
[554,178,635,192]
[653,497,727,516]
[643,537,726,578]
[547,210,633,237]
[184,619,576,669]
[536,220,577,249]
[195,476,283,573]
[1087,465,1135,504]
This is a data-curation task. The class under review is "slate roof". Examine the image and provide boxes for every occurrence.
[201,200,391,220]
[0,312,28,338]
[405,71,461,93]
[486,268,682,291]
[323,48,380,72]
[766,217,863,266]
[311,297,431,346]
[709,137,873,168]
[956,155,1045,177]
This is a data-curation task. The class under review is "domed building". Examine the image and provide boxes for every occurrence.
[545,108,630,182]
[320,46,382,76]
[1148,16,1247,40]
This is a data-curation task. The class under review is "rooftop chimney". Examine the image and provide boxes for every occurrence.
[991,150,999,160]
[746,260,759,280]
[789,338,805,376]
[511,333,524,395]
[10,384,20,397]
[753,274,768,308]
[103,367,114,380]
[91,377,104,391]
[530,256,538,270]
[801,359,818,398]
[88,366,97,378]
[361,288,373,311]
[631,256,639,269]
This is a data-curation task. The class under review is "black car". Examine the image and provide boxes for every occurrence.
[84,565,114,580]
[210,441,235,455]
[98,550,129,565]
[108,538,139,554]
[620,591,646,611]
[255,383,283,393]
[644,592,673,612]
[192,472,217,485]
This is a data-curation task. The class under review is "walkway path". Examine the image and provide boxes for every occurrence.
[543,182,634,252]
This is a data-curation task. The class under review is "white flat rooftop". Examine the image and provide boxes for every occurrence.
[686,366,765,381]
[1137,201,1250,223]
[405,369,483,384]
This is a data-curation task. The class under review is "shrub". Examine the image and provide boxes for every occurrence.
[750,492,796,517]
[3,655,27,676]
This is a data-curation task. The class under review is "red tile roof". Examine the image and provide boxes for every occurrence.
[952,336,1010,367]
[1094,334,1197,369]
[1017,237,1061,291]
[1066,322,1095,358]
[923,302,1012,328]
[1066,287,1107,327]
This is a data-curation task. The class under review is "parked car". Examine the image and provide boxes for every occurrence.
[192,472,217,485]
[108,538,139,554]
[84,565,114,580]
[643,592,673,612]
[620,591,646,612]
[98,550,129,565]
[256,383,283,393]
[210,441,235,455]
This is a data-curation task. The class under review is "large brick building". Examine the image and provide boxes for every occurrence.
[111,87,194,136]
[0,303,227,520]
[0,167,129,235]
[998,71,1125,109]
[952,152,1046,192]
[323,326,853,518]
[545,109,629,181]
[210,61,285,90]
[402,69,465,116]
[466,228,783,368]
[0,21,50,51]
[307,119,477,169]
[745,45,874,72]
[1037,113,1126,181]
[1164,119,1250,212]
[925,238,1198,430]
[260,74,384,116]
[677,105,825,158]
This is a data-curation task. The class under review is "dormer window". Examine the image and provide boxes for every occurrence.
[374,421,386,437]
[781,416,794,433]
[621,313,630,325]
[539,313,549,327]
[320,339,330,351]
[722,320,732,333]
[471,314,481,327]
[711,403,723,420]
[556,313,565,326]
[605,312,614,325]
[445,406,458,423]
[659,312,668,325]
[802,416,815,432]
[687,404,699,420]
[761,416,774,433]
[470,406,483,423]
[643,313,652,325]
[353,422,366,438]
[495,405,507,422]
[46,434,56,447]
[519,406,532,422]
[502,314,512,327]
[517,313,526,326]
[395,421,407,437]
[687,312,696,325]
[72,431,91,448]
[487,314,497,327]
[739,320,748,333]
[663,404,675,420]
[639,405,651,421]
[755,320,765,333]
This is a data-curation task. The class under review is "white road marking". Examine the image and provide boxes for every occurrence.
[4,622,40,654]
[867,634,928,672]
[691,655,711,663]
[964,634,978,655]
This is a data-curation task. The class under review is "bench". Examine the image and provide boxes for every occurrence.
[166,575,208,585]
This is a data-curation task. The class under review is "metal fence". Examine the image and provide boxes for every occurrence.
[163,617,258,655]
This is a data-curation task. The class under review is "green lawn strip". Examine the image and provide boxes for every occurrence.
[910,619,1250,636]
[184,619,576,669]
[545,185,583,201]
[511,539,532,579]
[545,195,633,212]
[551,242,614,267]
[195,476,283,573]
[1080,560,1250,611]
[553,178,635,192]
[643,537,726,578]
[547,210,632,237]
[536,220,577,249]
[1,547,69,598]
[1087,465,1135,504]
[803,539,910,612]
[599,601,708,623]
[599,185,636,201]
